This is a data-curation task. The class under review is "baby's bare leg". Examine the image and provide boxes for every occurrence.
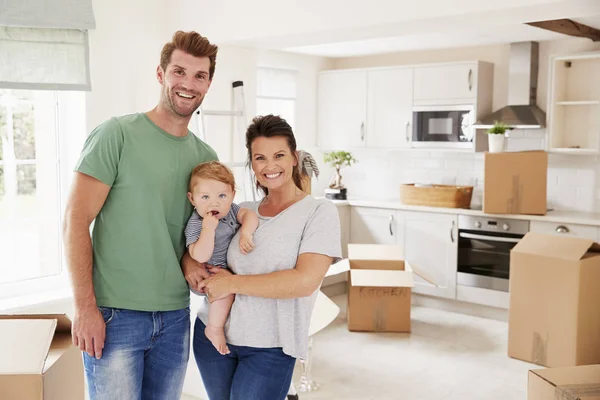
[206,294,235,355]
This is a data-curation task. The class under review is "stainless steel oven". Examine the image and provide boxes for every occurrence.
[412,105,475,148]
[457,215,529,292]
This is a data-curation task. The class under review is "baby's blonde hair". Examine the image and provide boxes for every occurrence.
[189,161,235,192]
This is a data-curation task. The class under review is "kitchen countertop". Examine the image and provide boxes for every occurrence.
[328,198,600,226]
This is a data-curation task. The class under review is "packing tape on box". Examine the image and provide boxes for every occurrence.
[555,383,600,400]
[531,332,548,366]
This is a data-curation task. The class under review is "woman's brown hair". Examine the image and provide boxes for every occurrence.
[245,114,302,195]
[160,31,218,79]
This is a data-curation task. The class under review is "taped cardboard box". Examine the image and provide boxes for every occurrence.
[483,150,547,215]
[508,233,600,367]
[0,314,84,400]
[332,244,435,333]
[528,365,600,400]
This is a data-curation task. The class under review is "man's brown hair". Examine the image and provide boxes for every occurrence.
[160,31,218,79]
[189,161,236,192]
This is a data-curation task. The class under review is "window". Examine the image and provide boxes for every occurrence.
[256,67,297,129]
[0,89,85,298]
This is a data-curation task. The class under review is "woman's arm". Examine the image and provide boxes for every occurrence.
[200,252,332,301]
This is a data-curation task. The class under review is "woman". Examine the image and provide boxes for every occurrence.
[186,114,341,400]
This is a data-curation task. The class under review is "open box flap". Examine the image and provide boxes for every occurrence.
[348,244,403,261]
[0,319,57,374]
[513,232,598,261]
[350,269,414,288]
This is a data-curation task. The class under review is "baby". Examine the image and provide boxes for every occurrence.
[185,161,258,355]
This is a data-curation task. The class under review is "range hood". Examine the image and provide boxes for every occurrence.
[473,41,546,129]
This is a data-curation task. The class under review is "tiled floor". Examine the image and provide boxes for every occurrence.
[289,295,536,400]
[183,294,536,399]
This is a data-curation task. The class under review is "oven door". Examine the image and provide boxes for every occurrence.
[412,105,474,148]
[457,230,523,292]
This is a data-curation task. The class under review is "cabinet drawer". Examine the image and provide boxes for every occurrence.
[529,220,599,241]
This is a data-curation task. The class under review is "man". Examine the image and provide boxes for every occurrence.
[63,31,217,399]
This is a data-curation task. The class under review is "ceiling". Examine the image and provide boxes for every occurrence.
[170,0,600,58]
[283,16,600,57]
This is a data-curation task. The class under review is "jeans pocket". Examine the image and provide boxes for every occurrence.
[98,306,116,325]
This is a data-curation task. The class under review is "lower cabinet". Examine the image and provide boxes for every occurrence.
[349,207,458,300]
[529,220,599,241]
[400,211,458,300]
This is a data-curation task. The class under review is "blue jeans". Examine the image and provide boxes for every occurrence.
[83,306,190,400]
[193,318,296,400]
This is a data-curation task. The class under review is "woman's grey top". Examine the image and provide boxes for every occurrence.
[195,196,342,359]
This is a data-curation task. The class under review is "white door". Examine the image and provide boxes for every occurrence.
[413,63,476,103]
[367,68,413,148]
[403,211,458,299]
[317,70,368,149]
[349,207,397,245]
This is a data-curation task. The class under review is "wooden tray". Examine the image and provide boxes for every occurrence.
[400,184,473,209]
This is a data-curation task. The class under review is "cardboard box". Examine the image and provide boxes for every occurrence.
[483,150,547,215]
[508,233,600,367]
[340,244,415,332]
[0,314,84,400]
[528,365,600,400]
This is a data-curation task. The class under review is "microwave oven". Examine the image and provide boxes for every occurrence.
[412,105,475,148]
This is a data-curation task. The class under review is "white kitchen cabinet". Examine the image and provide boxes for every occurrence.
[338,205,350,258]
[349,207,399,245]
[530,220,599,241]
[366,67,413,148]
[401,211,458,299]
[413,61,494,108]
[547,51,600,154]
[413,63,475,104]
[317,70,367,149]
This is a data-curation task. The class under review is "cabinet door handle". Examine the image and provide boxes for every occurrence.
[468,69,473,91]
[405,121,410,142]
[450,220,455,243]
[556,225,570,233]
[360,121,365,141]
[389,214,394,236]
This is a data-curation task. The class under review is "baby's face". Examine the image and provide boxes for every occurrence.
[188,178,234,220]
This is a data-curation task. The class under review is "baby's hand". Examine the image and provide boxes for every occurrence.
[203,212,219,231]
[239,232,255,255]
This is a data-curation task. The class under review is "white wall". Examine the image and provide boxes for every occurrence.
[85,0,169,131]
[309,37,600,213]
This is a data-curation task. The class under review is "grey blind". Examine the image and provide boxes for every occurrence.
[0,0,95,90]
[0,0,95,29]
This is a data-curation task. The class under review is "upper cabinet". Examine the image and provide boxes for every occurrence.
[317,67,413,149]
[414,62,477,105]
[317,61,493,151]
[317,70,368,149]
[366,68,414,148]
[547,52,600,155]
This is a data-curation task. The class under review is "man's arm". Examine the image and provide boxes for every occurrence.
[63,172,110,358]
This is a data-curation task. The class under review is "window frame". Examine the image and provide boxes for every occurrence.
[256,66,298,130]
[0,90,85,301]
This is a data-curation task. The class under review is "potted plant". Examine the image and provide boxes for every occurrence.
[323,151,357,200]
[487,121,510,153]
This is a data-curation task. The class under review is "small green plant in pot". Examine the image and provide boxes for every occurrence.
[324,151,357,190]
[487,121,510,153]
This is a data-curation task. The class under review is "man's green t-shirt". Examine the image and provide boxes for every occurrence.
[75,113,218,311]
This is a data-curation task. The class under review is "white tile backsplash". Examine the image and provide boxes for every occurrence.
[308,129,599,213]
